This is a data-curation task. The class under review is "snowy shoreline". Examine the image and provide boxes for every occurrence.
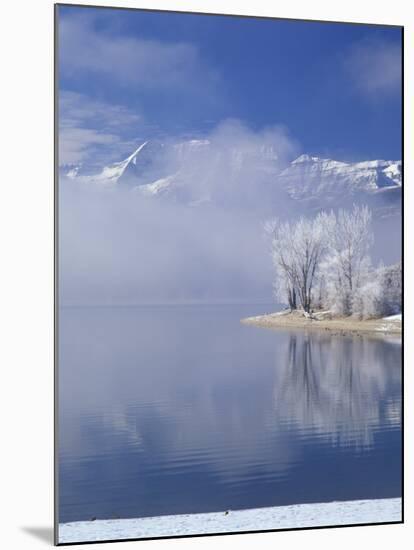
[241,310,402,336]
[59,498,401,543]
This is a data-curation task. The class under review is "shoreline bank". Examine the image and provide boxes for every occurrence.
[59,498,401,543]
[241,310,402,336]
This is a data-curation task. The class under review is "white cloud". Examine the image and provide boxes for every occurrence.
[60,91,141,132]
[59,127,119,165]
[345,39,402,98]
[59,13,215,92]
[59,91,141,165]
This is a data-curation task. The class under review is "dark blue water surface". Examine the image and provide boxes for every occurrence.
[58,305,402,523]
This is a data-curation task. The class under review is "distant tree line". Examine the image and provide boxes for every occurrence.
[265,205,401,319]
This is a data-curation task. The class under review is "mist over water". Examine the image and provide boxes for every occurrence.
[59,184,274,305]
[59,186,400,307]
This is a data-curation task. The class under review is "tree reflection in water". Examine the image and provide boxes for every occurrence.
[273,332,401,449]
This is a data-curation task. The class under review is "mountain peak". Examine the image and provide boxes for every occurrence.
[125,141,148,165]
[292,154,320,164]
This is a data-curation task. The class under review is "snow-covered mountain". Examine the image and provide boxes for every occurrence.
[279,154,401,199]
[60,140,402,213]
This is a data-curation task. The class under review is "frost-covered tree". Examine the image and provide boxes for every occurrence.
[324,205,373,315]
[265,206,400,318]
[351,279,382,319]
[272,269,297,310]
[378,261,402,315]
[265,213,329,313]
[264,220,298,309]
[353,261,402,319]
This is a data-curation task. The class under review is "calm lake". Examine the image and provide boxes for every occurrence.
[58,304,402,524]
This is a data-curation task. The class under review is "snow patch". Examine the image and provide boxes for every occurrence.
[382,314,402,321]
[59,498,401,544]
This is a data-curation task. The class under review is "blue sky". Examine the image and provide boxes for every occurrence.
[58,5,402,166]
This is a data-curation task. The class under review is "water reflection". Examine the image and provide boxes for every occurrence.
[59,306,401,523]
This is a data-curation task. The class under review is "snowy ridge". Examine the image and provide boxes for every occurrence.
[137,174,178,196]
[60,140,402,209]
[280,155,401,200]
[59,498,401,543]
[93,142,149,184]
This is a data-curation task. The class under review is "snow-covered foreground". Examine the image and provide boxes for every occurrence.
[59,498,401,543]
